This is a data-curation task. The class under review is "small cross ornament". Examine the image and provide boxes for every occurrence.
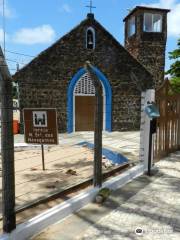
[86,0,96,14]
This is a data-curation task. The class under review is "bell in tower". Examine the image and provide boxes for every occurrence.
[87,29,94,49]
[87,30,94,49]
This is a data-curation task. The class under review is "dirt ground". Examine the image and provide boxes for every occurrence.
[0,144,121,215]
[0,128,140,233]
[0,129,140,213]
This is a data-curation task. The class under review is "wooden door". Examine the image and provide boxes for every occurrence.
[75,96,95,131]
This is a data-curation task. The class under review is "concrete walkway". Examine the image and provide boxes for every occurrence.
[33,152,180,240]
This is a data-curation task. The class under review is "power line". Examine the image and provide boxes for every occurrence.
[5,50,35,58]
[3,0,6,56]
[6,58,27,65]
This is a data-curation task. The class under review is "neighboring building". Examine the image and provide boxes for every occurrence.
[13,6,169,133]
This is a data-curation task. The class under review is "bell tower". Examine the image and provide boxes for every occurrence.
[123,6,170,88]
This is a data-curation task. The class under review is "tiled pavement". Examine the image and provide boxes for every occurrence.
[34,152,180,240]
[77,152,180,240]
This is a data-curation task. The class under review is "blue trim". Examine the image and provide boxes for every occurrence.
[67,67,112,133]
[78,141,128,164]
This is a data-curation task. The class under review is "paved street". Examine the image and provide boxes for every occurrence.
[34,152,180,240]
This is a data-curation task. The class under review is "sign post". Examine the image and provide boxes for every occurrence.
[41,144,45,171]
[23,108,58,170]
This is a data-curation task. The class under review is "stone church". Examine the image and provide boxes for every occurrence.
[13,6,169,133]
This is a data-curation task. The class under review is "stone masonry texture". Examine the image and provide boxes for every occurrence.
[13,14,153,133]
[124,7,169,89]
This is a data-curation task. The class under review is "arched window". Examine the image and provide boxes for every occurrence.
[86,27,95,50]
[74,72,95,95]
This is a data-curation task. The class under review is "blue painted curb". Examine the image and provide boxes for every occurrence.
[78,141,128,164]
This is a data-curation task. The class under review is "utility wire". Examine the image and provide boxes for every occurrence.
[5,50,35,58]
[6,58,27,65]
[3,0,6,56]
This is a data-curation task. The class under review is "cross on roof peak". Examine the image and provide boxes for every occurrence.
[86,0,96,14]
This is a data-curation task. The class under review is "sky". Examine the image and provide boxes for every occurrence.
[0,0,179,74]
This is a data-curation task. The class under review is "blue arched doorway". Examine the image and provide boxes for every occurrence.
[67,67,112,133]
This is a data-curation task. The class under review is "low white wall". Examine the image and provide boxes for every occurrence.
[0,164,144,240]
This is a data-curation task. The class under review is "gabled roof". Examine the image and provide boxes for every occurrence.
[13,13,153,89]
[16,13,127,73]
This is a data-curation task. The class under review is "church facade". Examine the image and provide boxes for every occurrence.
[13,6,169,133]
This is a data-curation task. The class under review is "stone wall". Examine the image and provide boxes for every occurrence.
[13,15,153,133]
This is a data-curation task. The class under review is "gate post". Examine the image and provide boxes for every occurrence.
[0,48,16,232]
[85,61,103,187]
[140,89,155,171]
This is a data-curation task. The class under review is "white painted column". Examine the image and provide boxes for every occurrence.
[139,89,155,172]
[139,92,146,163]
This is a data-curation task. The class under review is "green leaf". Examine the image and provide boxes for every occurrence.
[167,38,180,80]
